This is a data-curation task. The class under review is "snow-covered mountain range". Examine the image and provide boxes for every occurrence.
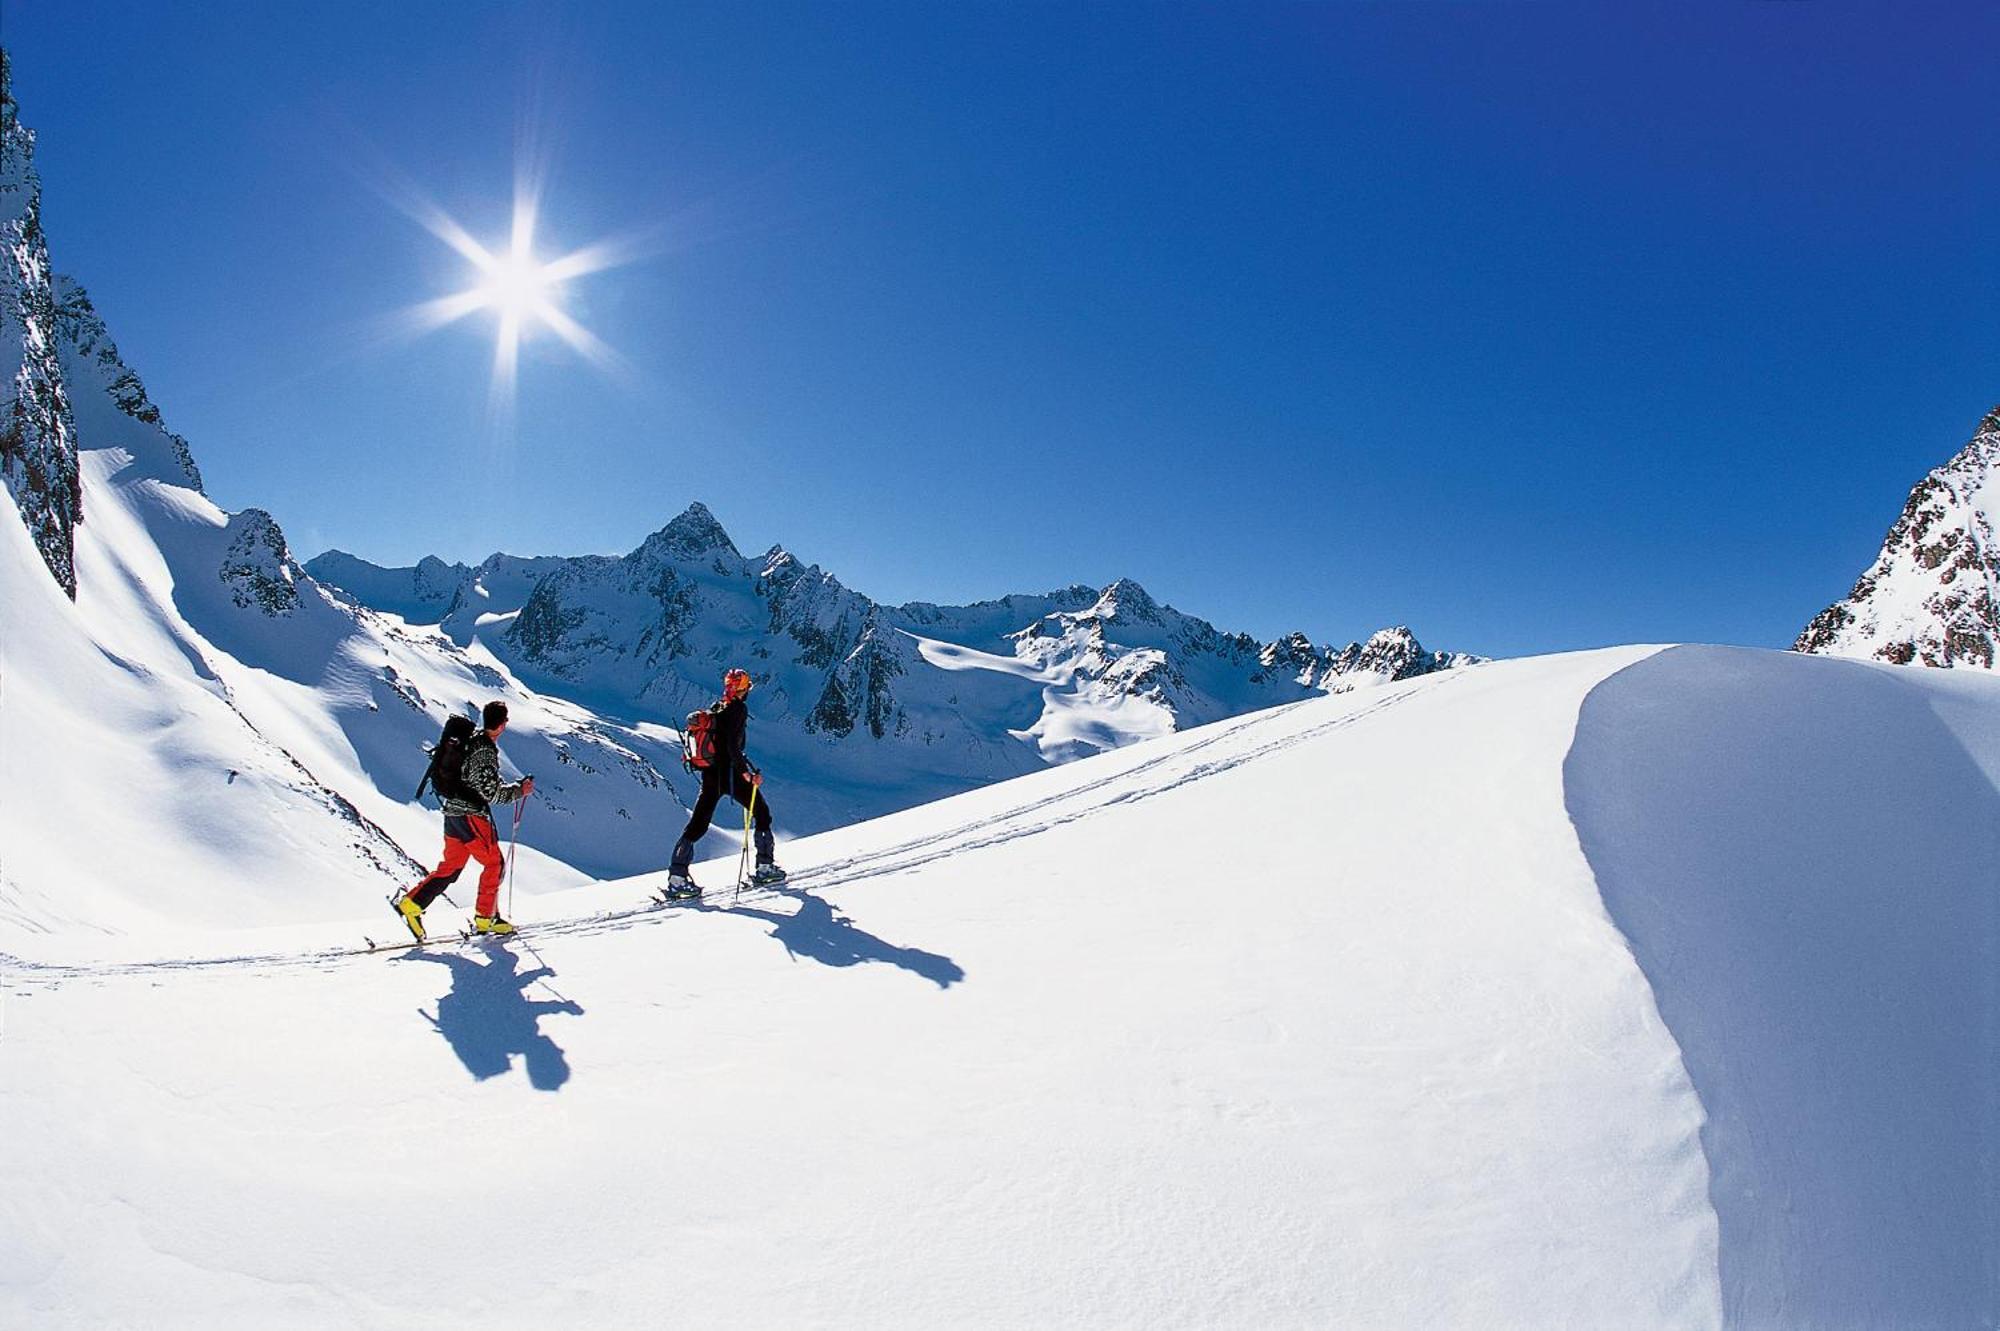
[307,520,1478,826]
[1796,405,2000,668]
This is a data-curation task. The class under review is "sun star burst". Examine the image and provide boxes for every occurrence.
[397,181,635,417]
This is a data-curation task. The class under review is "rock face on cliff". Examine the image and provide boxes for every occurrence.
[0,51,81,597]
[1797,408,2000,669]
[1319,626,1484,692]
[53,275,204,491]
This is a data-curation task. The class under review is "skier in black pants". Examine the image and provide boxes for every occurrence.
[667,667,785,898]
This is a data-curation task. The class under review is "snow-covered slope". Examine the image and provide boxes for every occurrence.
[1796,405,2000,668]
[311,524,1481,832]
[4,646,1991,1325]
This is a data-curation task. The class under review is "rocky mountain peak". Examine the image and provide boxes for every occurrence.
[1091,577,1163,623]
[644,501,740,561]
[1796,406,2000,669]
[218,508,302,616]
[0,48,27,180]
[1258,631,1323,684]
[1319,625,1482,693]
[53,275,203,491]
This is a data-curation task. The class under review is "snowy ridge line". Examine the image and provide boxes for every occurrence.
[0,671,1461,981]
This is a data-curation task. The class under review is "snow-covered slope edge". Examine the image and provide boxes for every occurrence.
[1567,645,1998,1326]
[1796,405,2000,668]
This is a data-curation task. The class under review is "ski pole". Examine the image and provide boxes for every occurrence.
[737,782,758,904]
[506,789,526,921]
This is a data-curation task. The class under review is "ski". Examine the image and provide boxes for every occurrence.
[356,927,524,954]
[649,876,789,909]
[360,929,471,954]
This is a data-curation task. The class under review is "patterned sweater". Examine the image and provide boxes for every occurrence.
[442,733,526,818]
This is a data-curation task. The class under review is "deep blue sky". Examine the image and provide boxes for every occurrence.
[8,3,1996,656]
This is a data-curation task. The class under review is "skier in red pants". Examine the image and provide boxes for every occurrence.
[396,700,533,939]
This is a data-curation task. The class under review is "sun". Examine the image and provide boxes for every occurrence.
[394,181,638,417]
[477,247,557,323]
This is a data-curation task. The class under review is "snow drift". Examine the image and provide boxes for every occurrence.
[1567,645,1997,1327]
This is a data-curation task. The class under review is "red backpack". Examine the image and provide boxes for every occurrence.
[681,702,724,771]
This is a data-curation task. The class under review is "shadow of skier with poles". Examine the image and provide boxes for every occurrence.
[401,942,585,1091]
[698,888,965,989]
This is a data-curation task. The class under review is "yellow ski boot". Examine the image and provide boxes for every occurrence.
[395,893,426,942]
[472,914,517,936]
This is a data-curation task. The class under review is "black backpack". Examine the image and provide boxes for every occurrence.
[416,713,478,804]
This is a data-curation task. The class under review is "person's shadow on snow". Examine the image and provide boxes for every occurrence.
[401,944,585,1091]
[700,889,965,989]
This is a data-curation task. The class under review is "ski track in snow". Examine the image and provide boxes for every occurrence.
[0,670,1462,985]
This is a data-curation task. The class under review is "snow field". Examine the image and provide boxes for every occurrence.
[5,648,1730,1326]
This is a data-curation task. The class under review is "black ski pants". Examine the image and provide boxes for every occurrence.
[671,764,774,874]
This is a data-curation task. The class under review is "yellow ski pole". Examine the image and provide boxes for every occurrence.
[736,782,759,904]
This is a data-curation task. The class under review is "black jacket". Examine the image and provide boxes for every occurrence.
[712,697,753,775]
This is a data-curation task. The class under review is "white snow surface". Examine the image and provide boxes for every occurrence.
[5,642,1991,1325]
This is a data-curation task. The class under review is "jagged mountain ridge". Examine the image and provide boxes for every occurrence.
[1797,406,2000,669]
[308,511,1482,799]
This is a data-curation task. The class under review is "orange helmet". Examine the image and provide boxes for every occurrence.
[722,668,754,701]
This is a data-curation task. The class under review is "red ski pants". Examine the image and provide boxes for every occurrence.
[409,813,505,916]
